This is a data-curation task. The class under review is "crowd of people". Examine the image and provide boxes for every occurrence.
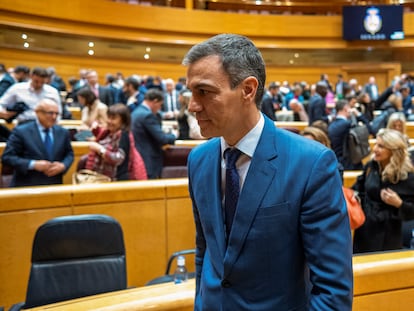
[0,64,202,183]
[1,33,414,309]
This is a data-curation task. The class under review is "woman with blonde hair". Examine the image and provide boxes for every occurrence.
[352,128,414,253]
[387,112,409,145]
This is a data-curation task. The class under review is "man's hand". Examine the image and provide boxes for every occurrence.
[33,160,52,173]
[44,162,65,177]
[0,110,17,119]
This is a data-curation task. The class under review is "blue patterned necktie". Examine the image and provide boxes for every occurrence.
[43,128,53,160]
[224,148,242,240]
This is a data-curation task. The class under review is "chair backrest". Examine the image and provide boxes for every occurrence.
[0,164,14,188]
[161,146,192,178]
[24,214,127,308]
[402,219,414,248]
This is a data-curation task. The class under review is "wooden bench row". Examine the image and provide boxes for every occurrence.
[275,121,414,139]
[1,177,414,310]
[0,140,361,187]
[0,179,195,309]
[2,119,414,138]
[25,250,414,311]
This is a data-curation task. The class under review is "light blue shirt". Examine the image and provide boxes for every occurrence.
[220,113,265,194]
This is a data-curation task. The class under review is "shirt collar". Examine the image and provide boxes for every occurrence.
[221,113,264,159]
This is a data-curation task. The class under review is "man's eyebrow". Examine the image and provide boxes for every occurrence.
[190,82,215,90]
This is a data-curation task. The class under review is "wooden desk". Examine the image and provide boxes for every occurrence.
[275,121,308,133]
[343,170,361,188]
[25,251,414,311]
[0,119,84,131]
[26,280,195,311]
[0,180,195,309]
[353,250,414,310]
[67,107,81,120]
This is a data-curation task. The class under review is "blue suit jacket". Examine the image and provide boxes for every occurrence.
[188,116,353,310]
[131,104,176,179]
[2,121,74,187]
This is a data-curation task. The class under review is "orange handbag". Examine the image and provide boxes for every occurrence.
[342,186,366,230]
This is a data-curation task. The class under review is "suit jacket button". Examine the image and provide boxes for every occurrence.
[221,279,231,288]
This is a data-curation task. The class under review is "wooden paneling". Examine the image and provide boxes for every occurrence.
[24,250,414,311]
[0,179,193,309]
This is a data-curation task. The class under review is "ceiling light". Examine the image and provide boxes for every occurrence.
[88,49,94,55]
[88,42,94,47]
[23,42,29,48]
[22,34,28,40]
[146,47,151,52]
[144,53,150,60]
[294,53,299,58]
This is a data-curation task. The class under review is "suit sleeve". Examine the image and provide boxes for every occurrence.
[301,148,353,310]
[187,150,205,298]
[1,127,31,173]
[59,128,74,173]
[143,113,176,145]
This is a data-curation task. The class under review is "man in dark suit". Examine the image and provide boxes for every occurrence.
[308,81,331,125]
[260,81,281,121]
[85,70,114,106]
[131,89,176,179]
[328,99,370,170]
[0,65,30,97]
[162,78,180,120]
[2,98,74,187]
[364,76,379,102]
[183,34,353,310]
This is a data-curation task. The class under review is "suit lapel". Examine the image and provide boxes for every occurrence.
[224,118,278,273]
[30,122,48,157]
[50,126,58,159]
[198,139,227,267]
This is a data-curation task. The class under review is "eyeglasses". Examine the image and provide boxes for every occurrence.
[39,110,60,117]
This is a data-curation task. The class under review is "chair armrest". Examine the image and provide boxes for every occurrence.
[8,302,25,311]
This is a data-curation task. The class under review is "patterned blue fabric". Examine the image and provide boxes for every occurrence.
[224,148,242,240]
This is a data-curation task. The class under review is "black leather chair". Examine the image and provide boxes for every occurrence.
[402,219,414,249]
[146,249,195,285]
[0,164,14,188]
[9,214,127,310]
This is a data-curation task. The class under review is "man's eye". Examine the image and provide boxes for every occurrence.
[199,89,209,95]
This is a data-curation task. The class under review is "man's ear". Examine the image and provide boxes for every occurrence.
[241,76,258,102]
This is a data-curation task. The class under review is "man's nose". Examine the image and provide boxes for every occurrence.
[188,98,201,112]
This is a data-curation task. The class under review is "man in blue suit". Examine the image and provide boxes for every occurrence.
[131,89,176,179]
[183,34,353,310]
[2,98,74,187]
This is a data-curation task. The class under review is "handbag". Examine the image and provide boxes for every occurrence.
[72,169,111,184]
[342,186,365,230]
[127,132,148,180]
